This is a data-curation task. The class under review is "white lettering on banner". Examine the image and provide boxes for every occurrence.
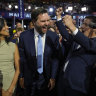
[20,0,22,18]
[19,0,24,19]
[14,13,19,17]
[8,12,31,18]
[26,13,31,18]
[9,13,19,17]
[9,13,13,17]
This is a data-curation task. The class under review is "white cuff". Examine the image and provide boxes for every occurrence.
[73,28,78,35]
[57,18,62,21]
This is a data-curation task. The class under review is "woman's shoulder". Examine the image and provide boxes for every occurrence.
[9,41,16,46]
[8,41,16,49]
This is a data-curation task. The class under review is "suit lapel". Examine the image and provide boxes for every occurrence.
[44,32,47,58]
[29,29,36,56]
[43,31,50,68]
[44,31,50,57]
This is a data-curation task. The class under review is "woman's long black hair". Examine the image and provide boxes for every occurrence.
[0,17,10,43]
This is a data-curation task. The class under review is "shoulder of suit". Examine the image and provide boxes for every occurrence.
[47,30,57,36]
[20,29,34,36]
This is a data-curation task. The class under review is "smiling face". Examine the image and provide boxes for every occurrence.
[0,21,9,37]
[34,13,50,34]
[81,18,91,33]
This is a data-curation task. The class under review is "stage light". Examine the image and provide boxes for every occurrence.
[49,7,54,12]
[24,25,26,28]
[25,8,27,11]
[81,7,87,11]
[35,7,40,9]
[8,4,12,9]
[28,5,31,10]
[65,9,68,12]
[15,5,18,9]
[68,6,73,11]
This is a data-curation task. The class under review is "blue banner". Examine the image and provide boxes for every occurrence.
[18,0,24,19]
[0,11,31,19]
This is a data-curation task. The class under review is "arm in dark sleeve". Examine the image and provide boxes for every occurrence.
[56,20,72,41]
[74,31,96,53]
[18,34,26,78]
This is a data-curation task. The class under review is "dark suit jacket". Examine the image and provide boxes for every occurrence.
[19,28,59,86]
[56,21,96,94]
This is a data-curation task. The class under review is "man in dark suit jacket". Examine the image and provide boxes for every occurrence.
[19,8,60,96]
[56,7,96,96]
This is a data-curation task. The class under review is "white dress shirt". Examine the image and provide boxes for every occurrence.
[34,28,46,57]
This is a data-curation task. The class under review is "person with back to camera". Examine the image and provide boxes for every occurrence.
[0,17,20,96]
[56,7,96,96]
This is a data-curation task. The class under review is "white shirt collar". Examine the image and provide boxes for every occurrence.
[34,28,39,38]
[34,28,46,38]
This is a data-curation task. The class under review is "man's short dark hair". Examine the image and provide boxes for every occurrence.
[85,16,96,29]
[31,7,48,22]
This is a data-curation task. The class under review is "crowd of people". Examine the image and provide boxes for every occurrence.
[0,6,96,96]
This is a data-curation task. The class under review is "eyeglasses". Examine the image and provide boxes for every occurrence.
[82,22,89,26]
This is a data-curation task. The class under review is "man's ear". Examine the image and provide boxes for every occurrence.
[32,21,35,26]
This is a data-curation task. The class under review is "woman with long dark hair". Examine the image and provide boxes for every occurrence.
[0,17,20,96]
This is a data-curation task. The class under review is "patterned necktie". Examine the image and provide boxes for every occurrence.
[37,35,43,74]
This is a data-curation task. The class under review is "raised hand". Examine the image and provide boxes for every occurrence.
[56,7,63,19]
[62,15,76,32]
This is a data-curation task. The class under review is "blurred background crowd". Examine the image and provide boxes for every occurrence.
[0,0,96,96]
